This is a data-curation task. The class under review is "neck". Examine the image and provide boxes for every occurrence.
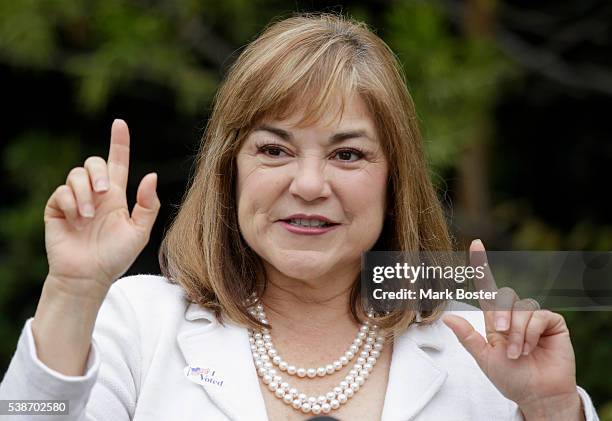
[259,262,361,336]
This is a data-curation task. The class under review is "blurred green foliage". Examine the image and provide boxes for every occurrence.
[0,0,609,414]
[0,133,81,363]
[0,0,219,112]
[386,1,518,173]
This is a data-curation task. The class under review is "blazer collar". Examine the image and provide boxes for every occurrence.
[380,318,449,421]
[177,302,269,421]
[179,303,449,421]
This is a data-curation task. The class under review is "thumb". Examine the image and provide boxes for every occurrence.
[442,314,488,366]
[131,172,161,232]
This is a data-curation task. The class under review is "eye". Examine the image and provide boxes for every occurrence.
[332,148,365,162]
[256,143,290,158]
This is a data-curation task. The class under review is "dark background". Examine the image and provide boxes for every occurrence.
[1,0,611,415]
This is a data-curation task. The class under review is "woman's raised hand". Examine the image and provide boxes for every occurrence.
[442,240,584,420]
[44,119,160,299]
[30,119,160,376]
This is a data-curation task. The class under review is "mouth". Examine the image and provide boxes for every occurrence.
[278,218,340,228]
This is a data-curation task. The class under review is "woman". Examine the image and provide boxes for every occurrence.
[0,12,599,421]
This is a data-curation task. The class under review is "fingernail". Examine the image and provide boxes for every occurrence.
[95,179,109,191]
[495,317,508,331]
[507,344,520,359]
[473,239,483,247]
[82,204,95,218]
[522,344,530,355]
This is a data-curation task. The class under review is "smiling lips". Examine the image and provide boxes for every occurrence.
[278,220,340,235]
[277,214,340,235]
[280,213,339,225]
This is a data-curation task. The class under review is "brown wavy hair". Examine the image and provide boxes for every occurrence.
[158,11,455,336]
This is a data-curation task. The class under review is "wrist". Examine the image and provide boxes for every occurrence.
[519,391,584,421]
[45,272,111,303]
[31,275,108,376]
[33,274,108,345]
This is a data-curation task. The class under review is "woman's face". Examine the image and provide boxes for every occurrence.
[235,93,389,282]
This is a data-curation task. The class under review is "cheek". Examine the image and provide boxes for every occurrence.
[336,165,388,219]
[236,162,285,219]
[236,159,258,221]
[237,179,260,220]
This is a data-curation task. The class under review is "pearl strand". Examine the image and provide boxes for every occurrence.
[248,303,386,415]
[248,304,371,378]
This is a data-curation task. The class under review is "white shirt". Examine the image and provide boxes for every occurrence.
[0,274,599,420]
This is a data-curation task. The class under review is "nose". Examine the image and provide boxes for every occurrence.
[288,156,332,201]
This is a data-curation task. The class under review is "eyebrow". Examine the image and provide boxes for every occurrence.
[253,124,376,144]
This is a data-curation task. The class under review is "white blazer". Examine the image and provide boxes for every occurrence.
[0,274,599,421]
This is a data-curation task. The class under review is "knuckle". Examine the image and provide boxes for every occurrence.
[514,299,533,311]
[84,156,105,166]
[524,300,537,311]
[534,309,550,320]
[57,185,75,200]
[59,189,75,203]
[67,166,86,181]
[494,298,512,311]
[514,303,527,312]
[498,286,517,297]
[497,287,517,301]
[555,311,566,324]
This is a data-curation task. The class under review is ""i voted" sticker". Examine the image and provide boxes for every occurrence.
[184,365,224,388]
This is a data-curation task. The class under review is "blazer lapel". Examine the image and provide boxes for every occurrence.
[177,304,450,421]
[177,303,269,421]
[380,318,449,421]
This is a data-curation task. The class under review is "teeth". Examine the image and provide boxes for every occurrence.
[288,218,329,227]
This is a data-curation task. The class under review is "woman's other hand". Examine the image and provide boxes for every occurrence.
[442,240,584,420]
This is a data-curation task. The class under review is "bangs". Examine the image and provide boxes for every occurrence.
[248,39,363,129]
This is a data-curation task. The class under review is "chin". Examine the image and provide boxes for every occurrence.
[278,262,331,280]
[269,253,332,280]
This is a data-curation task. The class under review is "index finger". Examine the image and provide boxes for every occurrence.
[108,119,130,191]
[469,239,498,310]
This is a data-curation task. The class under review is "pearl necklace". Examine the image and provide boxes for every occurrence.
[247,303,385,415]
